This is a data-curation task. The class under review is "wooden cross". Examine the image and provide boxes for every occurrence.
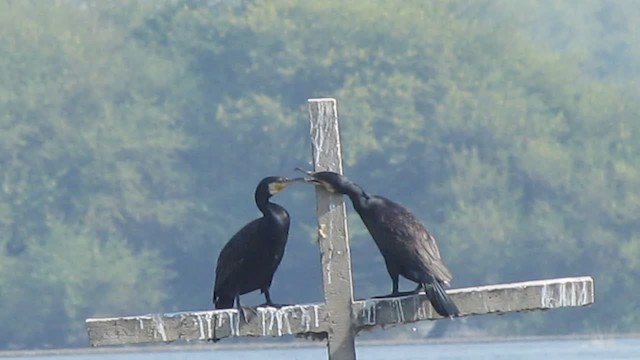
[86,98,595,360]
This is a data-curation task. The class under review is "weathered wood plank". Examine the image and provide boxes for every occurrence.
[307,98,357,360]
[86,276,593,346]
[87,304,326,346]
[353,276,594,330]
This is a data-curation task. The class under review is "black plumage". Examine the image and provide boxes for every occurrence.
[300,170,459,318]
[213,176,301,310]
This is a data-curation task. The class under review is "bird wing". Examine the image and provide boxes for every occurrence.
[370,197,453,283]
[411,226,453,283]
[214,218,263,294]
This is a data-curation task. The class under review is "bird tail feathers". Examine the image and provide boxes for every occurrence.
[424,281,460,318]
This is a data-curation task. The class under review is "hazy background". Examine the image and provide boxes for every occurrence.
[1,0,639,349]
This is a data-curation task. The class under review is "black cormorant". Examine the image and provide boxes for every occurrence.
[299,170,459,318]
[213,176,302,311]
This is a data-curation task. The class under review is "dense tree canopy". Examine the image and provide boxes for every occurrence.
[0,0,638,348]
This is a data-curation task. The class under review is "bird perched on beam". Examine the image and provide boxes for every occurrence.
[213,176,303,315]
[298,169,459,318]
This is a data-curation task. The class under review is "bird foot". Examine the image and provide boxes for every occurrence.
[239,306,258,323]
[257,302,291,309]
[372,290,420,299]
[372,293,397,299]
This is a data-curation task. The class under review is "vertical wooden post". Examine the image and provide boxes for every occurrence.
[307,98,356,360]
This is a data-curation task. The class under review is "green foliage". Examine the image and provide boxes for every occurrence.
[0,0,184,347]
[0,221,171,346]
[1,0,639,348]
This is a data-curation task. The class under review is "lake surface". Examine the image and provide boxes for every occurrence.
[2,337,638,359]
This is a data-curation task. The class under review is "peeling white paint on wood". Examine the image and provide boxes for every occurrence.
[352,276,594,328]
[308,98,357,360]
[86,276,594,346]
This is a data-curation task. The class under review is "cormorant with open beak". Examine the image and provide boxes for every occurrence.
[298,169,459,318]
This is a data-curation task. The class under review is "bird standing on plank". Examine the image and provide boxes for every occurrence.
[213,176,303,316]
[298,169,459,318]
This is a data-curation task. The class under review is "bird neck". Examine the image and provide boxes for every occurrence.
[342,182,370,210]
[256,197,286,219]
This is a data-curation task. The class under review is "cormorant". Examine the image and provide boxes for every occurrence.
[298,170,459,318]
[213,176,302,312]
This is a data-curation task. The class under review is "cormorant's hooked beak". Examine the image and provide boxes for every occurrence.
[268,177,305,194]
[294,167,314,176]
[285,177,306,186]
[294,167,337,192]
[294,167,321,184]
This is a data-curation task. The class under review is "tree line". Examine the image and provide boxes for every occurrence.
[0,0,639,348]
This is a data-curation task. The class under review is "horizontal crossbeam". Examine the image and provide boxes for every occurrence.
[352,276,594,329]
[86,276,593,346]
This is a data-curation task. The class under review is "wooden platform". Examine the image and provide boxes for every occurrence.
[87,276,593,346]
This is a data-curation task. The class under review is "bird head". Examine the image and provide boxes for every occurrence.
[295,168,351,194]
[256,176,304,199]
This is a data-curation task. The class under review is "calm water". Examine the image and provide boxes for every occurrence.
[2,338,638,359]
